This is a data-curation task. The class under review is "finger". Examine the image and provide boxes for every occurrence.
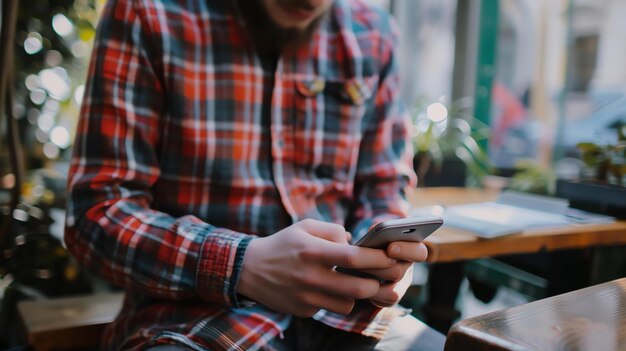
[360,261,412,282]
[315,242,396,269]
[307,267,380,299]
[299,219,348,244]
[370,299,394,308]
[387,242,428,262]
[301,291,356,315]
[369,283,401,308]
[370,265,413,308]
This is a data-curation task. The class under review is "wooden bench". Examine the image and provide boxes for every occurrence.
[18,292,124,351]
[445,278,626,350]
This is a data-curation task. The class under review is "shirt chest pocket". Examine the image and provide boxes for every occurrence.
[293,75,379,183]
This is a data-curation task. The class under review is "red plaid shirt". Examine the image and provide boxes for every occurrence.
[65,0,416,349]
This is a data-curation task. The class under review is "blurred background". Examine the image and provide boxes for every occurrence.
[1,0,625,348]
[4,0,625,195]
[2,0,101,186]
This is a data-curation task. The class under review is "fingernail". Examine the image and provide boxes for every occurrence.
[389,258,397,265]
[390,245,401,256]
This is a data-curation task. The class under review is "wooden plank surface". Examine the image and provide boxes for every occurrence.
[444,278,626,350]
[18,292,124,351]
[409,187,626,263]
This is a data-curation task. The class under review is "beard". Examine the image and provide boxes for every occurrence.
[236,0,325,56]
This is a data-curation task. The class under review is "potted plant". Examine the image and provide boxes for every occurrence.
[410,97,492,187]
[556,125,626,218]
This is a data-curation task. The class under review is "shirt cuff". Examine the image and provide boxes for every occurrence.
[196,227,253,306]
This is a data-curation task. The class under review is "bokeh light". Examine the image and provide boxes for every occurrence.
[45,50,63,67]
[24,33,43,54]
[29,88,47,105]
[52,13,74,37]
[39,67,71,101]
[42,99,60,115]
[27,108,40,124]
[73,84,85,105]
[25,74,40,91]
[35,128,49,143]
[426,102,448,123]
[70,41,89,57]
[50,126,71,148]
[37,112,55,132]
[43,142,60,159]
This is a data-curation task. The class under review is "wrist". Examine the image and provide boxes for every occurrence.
[235,237,262,301]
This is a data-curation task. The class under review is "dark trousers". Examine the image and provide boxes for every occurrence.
[145,312,445,351]
[268,313,445,351]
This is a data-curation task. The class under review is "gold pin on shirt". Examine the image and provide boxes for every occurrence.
[296,78,326,97]
[344,79,371,106]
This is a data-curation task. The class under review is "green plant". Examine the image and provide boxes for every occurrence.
[410,96,492,187]
[508,160,556,195]
[576,125,626,186]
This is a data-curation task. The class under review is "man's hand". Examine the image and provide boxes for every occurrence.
[236,219,397,317]
[362,242,429,308]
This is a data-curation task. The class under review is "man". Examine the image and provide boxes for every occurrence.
[65,0,446,349]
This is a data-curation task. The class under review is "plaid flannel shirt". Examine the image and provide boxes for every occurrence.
[65,0,417,349]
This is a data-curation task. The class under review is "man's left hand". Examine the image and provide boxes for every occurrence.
[361,242,428,308]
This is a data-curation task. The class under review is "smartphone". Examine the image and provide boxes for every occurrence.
[352,216,443,249]
[336,216,443,278]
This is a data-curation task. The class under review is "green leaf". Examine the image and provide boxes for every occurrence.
[576,142,601,153]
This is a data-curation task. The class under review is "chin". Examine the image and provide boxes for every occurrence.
[271,16,314,30]
[282,22,310,30]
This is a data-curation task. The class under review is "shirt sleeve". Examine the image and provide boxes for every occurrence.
[64,0,252,306]
[346,17,418,241]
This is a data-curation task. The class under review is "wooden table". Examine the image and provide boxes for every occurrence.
[411,187,626,263]
[444,278,626,350]
[18,292,124,351]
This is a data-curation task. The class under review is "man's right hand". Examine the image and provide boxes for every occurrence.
[235,219,396,317]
